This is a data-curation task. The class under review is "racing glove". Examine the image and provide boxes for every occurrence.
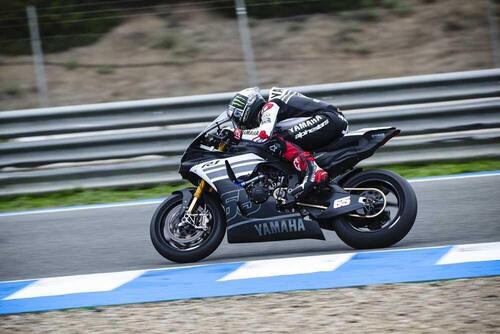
[233,128,242,142]
[221,127,242,143]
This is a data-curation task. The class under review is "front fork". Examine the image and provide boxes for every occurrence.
[186,142,226,214]
[187,179,206,213]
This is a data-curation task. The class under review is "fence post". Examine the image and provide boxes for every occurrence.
[26,5,49,107]
[487,0,500,67]
[234,0,259,87]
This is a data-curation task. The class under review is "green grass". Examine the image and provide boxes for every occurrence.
[392,2,413,17]
[3,85,22,97]
[96,65,115,75]
[151,34,178,50]
[0,159,498,213]
[287,22,304,32]
[64,59,80,71]
[342,44,372,55]
[0,183,187,213]
[374,159,500,179]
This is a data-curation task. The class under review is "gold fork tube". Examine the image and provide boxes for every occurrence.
[187,179,206,213]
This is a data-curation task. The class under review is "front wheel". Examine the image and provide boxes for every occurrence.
[150,190,226,263]
[334,169,418,249]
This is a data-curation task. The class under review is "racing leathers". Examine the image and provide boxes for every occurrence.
[235,87,348,201]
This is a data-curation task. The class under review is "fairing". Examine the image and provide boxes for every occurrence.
[178,114,399,244]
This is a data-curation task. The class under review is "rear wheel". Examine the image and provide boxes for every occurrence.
[334,169,417,249]
[150,191,226,263]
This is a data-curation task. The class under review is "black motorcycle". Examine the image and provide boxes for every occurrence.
[150,112,418,263]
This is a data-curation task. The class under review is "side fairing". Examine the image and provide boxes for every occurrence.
[189,153,265,191]
[190,152,325,243]
[214,178,325,243]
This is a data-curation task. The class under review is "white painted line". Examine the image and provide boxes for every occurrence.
[1,242,498,287]
[0,199,164,218]
[0,171,499,218]
[0,262,212,284]
[0,244,445,284]
[218,253,354,281]
[4,270,145,300]
[409,171,500,183]
[436,242,500,265]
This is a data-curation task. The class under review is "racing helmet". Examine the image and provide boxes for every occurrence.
[226,87,265,129]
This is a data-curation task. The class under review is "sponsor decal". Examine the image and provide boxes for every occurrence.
[262,102,274,111]
[202,160,220,168]
[268,143,280,153]
[231,94,248,109]
[333,196,351,209]
[294,119,330,139]
[293,158,303,171]
[269,88,297,103]
[243,129,260,136]
[254,218,306,236]
[269,87,285,100]
[261,111,272,124]
[289,115,325,135]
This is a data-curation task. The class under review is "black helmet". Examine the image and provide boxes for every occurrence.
[227,87,265,129]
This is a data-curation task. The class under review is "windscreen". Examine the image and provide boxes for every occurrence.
[190,112,234,146]
[201,112,233,135]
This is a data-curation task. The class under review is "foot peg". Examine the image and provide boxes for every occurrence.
[288,185,304,197]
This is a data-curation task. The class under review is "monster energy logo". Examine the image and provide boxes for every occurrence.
[231,94,248,109]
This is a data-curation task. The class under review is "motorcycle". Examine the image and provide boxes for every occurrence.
[150,112,418,263]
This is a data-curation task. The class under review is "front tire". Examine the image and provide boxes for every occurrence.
[150,191,226,263]
[334,169,417,249]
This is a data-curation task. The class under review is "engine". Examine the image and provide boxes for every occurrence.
[244,166,288,204]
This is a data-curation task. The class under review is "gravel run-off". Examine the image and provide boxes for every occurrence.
[1,276,499,333]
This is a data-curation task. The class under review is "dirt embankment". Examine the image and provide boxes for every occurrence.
[1,277,499,333]
[0,0,495,110]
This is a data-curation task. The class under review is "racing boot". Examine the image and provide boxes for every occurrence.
[275,138,328,206]
[279,152,329,207]
[287,152,329,201]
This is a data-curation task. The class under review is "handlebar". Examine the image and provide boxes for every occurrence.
[204,129,234,148]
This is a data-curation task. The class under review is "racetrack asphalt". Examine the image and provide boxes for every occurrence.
[1,173,499,281]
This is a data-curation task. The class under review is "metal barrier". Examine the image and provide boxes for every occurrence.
[1,69,499,196]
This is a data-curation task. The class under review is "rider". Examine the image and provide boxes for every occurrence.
[226,87,348,202]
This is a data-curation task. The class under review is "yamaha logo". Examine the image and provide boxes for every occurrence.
[254,219,306,236]
[289,115,325,135]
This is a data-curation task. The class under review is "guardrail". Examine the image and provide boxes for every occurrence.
[1,69,499,196]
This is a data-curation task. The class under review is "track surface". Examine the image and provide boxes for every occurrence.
[1,174,499,281]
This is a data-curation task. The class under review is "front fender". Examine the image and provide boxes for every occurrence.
[172,187,195,212]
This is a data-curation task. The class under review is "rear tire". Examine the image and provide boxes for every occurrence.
[334,169,417,249]
[150,191,226,263]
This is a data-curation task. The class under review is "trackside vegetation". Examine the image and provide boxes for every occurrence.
[0,159,499,213]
